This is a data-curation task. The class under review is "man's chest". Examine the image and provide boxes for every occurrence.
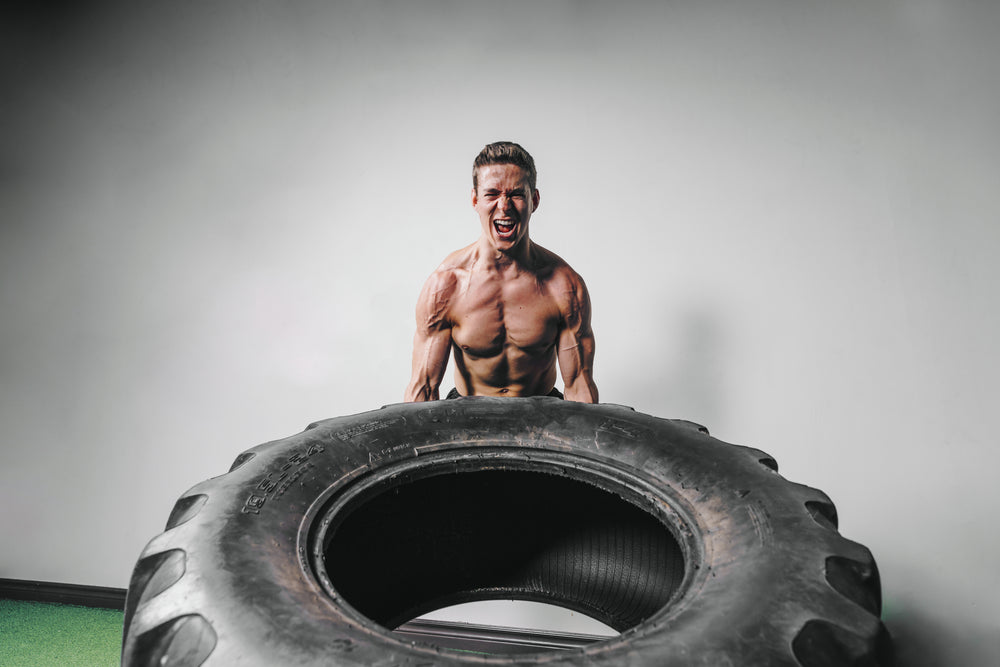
[450,280,562,354]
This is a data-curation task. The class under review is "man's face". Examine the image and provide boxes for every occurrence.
[472,163,539,253]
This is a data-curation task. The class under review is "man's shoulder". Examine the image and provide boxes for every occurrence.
[532,244,587,290]
[438,243,478,272]
[420,244,475,297]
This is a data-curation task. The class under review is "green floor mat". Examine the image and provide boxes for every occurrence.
[0,599,123,667]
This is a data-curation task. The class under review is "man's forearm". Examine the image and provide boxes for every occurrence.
[404,380,440,402]
[406,327,451,402]
[558,327,597,403]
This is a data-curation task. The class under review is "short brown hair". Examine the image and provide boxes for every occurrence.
[472,141,537,192]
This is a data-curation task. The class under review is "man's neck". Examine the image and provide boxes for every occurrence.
[478,237,534,272]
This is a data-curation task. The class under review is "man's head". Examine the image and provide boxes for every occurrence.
[472,141,537,192]
[471,142,540,254]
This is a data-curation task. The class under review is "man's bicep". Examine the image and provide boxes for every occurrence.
[560,271,595,344]
[557,274,598,402]
[405,271,456,402]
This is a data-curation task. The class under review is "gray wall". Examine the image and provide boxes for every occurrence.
[2,2,998,664]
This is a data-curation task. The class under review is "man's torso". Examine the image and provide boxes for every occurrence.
[442,245,569,396]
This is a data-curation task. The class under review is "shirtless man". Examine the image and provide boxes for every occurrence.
[405,141,598,403]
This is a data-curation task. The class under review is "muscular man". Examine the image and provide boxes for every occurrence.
[405,141,598,403]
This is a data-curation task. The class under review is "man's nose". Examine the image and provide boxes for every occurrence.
[497,195,512,212]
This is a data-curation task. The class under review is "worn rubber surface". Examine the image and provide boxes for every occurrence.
[122,398,892,666]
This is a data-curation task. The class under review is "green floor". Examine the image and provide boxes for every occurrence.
[0,600,123,667]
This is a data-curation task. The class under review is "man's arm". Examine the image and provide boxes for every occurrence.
[556,271,598,403]
[405,270,455,402]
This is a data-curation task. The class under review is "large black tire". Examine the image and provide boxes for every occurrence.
[122,398,891,666]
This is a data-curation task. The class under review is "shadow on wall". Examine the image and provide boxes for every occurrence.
[626,309,1000,665]
[886,609,1000,667]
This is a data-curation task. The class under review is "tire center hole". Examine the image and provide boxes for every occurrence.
[320,468,686,652]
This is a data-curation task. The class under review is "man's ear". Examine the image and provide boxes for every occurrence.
[532,188,540,212]
[471,186,478,207]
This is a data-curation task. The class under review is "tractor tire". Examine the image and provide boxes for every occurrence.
[122,398,892,666]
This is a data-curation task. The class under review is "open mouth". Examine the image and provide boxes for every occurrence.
[493,220,516,240]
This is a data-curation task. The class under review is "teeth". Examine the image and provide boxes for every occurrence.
[494,220,515,238]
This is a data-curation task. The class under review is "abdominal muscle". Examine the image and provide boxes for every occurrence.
[450,324,560,397]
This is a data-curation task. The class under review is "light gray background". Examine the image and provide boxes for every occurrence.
[2,1,998,664]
